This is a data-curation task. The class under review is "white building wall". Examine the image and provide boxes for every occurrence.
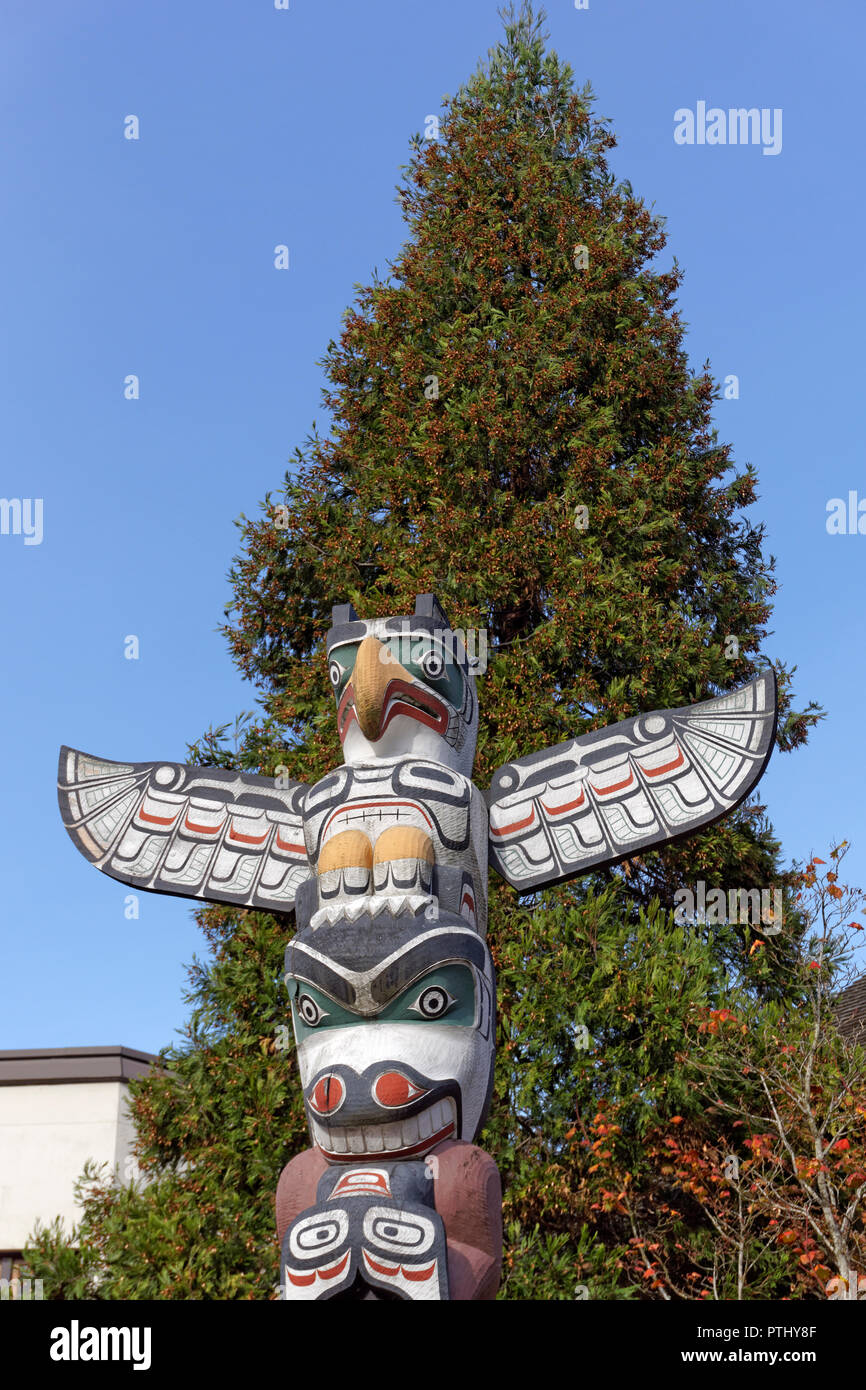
[0,1080,135,1249]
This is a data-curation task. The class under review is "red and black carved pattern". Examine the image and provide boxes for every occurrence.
[303,760,474,860]
[57,746,311,910]
[337,676,450,746]
[282,1160,448,1301]
[486,672,778,892]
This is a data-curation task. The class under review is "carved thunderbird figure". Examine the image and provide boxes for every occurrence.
[58,594,777,1299]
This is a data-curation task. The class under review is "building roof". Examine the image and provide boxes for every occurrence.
[0,1045,165,1086]
[834,975,866,1043]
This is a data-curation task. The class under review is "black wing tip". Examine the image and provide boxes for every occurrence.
[58,745,113,783]
[745,665,778,762]
[750,662,778,710]
[57,746,77,815]
[762,664,779,755]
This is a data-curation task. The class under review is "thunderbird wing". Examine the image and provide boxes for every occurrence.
[485,671,777,893]
[58,746,311,911]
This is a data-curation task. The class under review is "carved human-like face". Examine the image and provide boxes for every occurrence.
[325,613,478,777]
[285,916,496,1161]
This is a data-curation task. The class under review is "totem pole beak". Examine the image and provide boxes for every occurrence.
[352,635,413,741]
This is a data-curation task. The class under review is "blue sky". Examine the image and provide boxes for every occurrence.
[2,0,863,1053]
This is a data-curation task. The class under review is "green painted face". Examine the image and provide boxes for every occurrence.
[289,964,477,1043]
[327,643,357,702]
[327,633,466,713]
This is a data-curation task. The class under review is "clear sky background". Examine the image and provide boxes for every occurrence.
[2,0,863,1053]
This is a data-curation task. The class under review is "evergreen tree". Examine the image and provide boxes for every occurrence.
[26,2,822,1299]
[226,2,818,945]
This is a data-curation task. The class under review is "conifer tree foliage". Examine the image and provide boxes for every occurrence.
[27,3,824,1299]
[227,3,817,914]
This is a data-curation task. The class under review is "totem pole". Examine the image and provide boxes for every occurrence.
[58,594,777,1299]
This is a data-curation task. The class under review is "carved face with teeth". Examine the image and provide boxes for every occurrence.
[326,594,479,778]
[285,914,496,1162]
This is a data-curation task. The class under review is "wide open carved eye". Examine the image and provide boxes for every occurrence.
[420,648,445,681]
[408,985,455,1020]
[298,993,328,1027]
[309,1073,345,1116]
[362,1206,435,1257]
[289,1209,349,1262]
[329,661,342,689]
[372,1071,426,1108]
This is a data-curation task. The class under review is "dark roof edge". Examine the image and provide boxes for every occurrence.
[0,1045,168,1085]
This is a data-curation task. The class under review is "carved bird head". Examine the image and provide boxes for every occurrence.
[326,595,481,777]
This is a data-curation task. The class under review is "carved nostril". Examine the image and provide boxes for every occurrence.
[372,1071,427,1108]
[309,1074,345,1116]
